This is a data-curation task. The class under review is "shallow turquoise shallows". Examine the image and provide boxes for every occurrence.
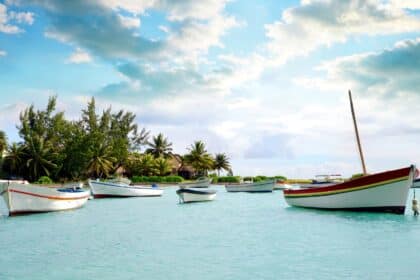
[1,186,420,279]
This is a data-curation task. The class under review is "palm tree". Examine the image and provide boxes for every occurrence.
[24,136,58,181]
[86,143,116,178]
[183,141,215,177]
[2,142,25,177]
[154,157,171,176]
[213,153,231,176]
[146,133,173,158]
[138,154,157,176]
[0,130,7,157]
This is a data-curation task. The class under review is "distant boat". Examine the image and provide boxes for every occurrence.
[88,178,163,198]
[176,187,217,203]
[179,177,211,188]
[225,179,275,193]
[0,181,90,216]
[284,166,416,214]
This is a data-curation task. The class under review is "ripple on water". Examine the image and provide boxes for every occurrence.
[1,187,420,279]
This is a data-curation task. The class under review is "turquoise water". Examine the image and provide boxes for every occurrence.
[1,186,420,279]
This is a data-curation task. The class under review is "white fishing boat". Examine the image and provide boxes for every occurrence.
[176,187,216,203]
[179,177,211,188]
[283,91,417,214]
[284,166,416,214]
[88,178,163,198]
[0,181,90,216]
[225,179,275,192]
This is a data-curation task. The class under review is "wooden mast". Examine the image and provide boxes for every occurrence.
[348,90,367,175]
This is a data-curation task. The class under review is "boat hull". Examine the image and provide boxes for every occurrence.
[283,166,415,214]
[0,183,89,215]
[89,180,163,198]
[176,188,216,203]
[225,180,275,192]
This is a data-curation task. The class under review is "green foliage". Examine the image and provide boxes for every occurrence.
[0,130,7,157]
[183,141,215,176]
[217,176,241,183]
[146,133,173,158]
[2,143,25,176]
[35,176,53,184]
[131,175,183,183]
[272,175,287,181]
[213,153,231,176]
[2,96,232,182]
[154,157,171,176]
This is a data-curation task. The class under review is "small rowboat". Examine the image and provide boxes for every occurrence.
[283,165,416,214]
[0,182,90,216]
[176,188,217,203]
[88,179,163,198]
[179,177,211,188]
[225,179,275,193]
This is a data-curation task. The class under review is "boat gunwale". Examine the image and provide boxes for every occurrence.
[284,166,413,198]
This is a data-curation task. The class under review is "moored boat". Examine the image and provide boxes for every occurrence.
[225,179,275,193]
[283,165,416,214]
[0,181,90,216]
[88,178,163,198]
[179,177,211,188]
[176,187,217,203]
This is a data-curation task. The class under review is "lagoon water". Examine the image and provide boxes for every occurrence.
[1,186,420,279]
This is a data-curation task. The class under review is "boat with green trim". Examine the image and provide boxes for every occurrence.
[283,165,417,214]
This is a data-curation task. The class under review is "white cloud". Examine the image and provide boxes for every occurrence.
[0,3,34,34]
[118,14,140,29]
[264,0,420,65]
[9,10,34,24]
[66,48,92,64]
[0,50,6,56]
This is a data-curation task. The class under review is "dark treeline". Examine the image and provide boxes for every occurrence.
[0,96,231,182]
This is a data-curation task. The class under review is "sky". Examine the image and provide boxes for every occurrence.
[1,0,420,178]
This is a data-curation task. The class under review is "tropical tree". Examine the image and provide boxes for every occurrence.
[86,143,116,178]
[0,130,7,157]
[213,153,231,176]
[183,141,215,177]
[2,143,25,177]
[154,157,171,176]
[23,136,59,181]
[146,133,173,158]
[130,127,150,152]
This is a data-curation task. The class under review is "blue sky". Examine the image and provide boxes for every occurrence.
[1,0,420,178]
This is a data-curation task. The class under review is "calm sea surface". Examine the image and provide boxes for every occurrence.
[1,186,420,279]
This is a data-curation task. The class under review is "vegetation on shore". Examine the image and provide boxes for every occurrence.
[0,96,235,183]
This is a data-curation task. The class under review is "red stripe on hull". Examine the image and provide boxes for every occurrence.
[9,189,90,200]
[93,194,161,198]
[284,166,413,195]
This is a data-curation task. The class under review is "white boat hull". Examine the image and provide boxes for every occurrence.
[225,180,275,192]
[89,180,163,198]
[284,166,416,214]
[0,183,89,215]
[177,192,216,203]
